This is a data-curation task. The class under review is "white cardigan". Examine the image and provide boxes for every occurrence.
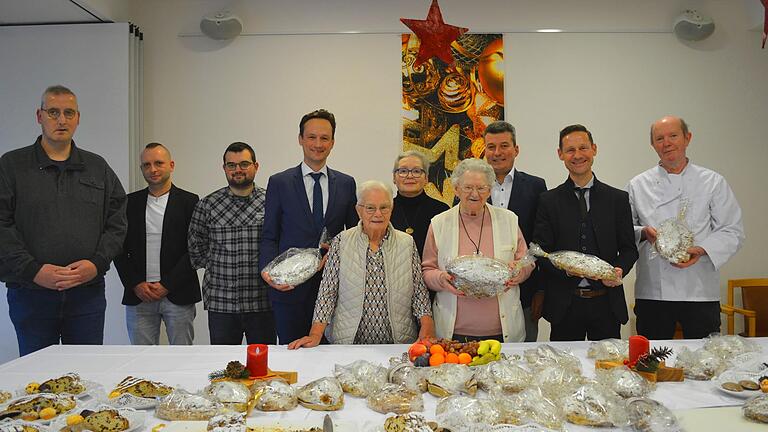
[430,204,525,342]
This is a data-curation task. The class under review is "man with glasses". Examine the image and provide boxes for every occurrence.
[0,85,127,356]
[390,150,448,259]
[259,109,358,344]
[114,143,200,345]
[533,124,637,341]
[188,142,276,344]
[483,121,547,342]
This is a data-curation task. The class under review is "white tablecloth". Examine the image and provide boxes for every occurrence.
[1,339,765,431]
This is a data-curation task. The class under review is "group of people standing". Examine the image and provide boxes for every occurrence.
[0,85,745,357]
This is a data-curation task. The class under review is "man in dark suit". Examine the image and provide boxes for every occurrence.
[533,124,638,341]
[115,143,200,345]
[260,109,358,344]
[483,121,547,342]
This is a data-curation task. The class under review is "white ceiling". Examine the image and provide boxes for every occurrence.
[0,0,108,25]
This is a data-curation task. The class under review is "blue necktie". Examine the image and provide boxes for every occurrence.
[310,172,324,231]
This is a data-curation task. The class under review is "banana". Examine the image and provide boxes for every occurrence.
[477,340,490,356]
[489,340,502,356]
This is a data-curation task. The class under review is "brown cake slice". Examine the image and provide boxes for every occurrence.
[113,377,172,398]
[38,374,85,395]
[82,409,130,432]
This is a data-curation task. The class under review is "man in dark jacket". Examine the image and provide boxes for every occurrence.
[533,124,637,341]
[0,85,127,355]
[115,143,200,345]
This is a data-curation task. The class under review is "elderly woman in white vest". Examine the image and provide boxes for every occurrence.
[288,180,435,349]
[422,158,533,343]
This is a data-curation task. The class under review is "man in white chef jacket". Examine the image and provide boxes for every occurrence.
[628,115,745,339]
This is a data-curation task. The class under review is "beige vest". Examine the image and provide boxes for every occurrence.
[326,223,418,344]
[431,204,525,342]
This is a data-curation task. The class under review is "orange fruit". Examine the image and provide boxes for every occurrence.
[429,352,445,366]
[408,343,427,361]
[458,353,472,364]
[445,353,459,364]
[430,344,445,355]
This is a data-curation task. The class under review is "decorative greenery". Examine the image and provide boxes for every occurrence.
[208,361,250,380]
[635,346,673,373]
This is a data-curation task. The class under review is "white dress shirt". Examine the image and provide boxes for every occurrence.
[145,192,169,282]
[491,168,515,208]
[301,162,328,216]
[627,162,745,301]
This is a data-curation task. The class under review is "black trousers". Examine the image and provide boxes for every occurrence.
[550,295,620,341]
[207,311,277,345]
[635,299,721,340]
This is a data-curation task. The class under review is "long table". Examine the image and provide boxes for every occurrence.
[1,339,765,431]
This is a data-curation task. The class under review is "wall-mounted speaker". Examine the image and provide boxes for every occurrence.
[673,10,715,41]
[200,11,243,40]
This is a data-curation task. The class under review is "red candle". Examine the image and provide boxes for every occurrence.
[246,344,269,377]
[629,335,650,364]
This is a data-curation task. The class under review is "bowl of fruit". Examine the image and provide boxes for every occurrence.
[407,338,503,367]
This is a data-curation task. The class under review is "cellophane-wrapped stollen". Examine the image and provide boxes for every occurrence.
[202,381,251,413]
[296,377,344,411]
[475,359,531,394]
[492,385,565,431]
[626,397,682,432]
[366,383,423,414]
[156,389,223,421]
[587,339,629,362]
[425,363,477,397]
[262,247,321,286]
[528,243,620,283]
[387,358,427,393]
[596,367,654,398]
[653,199,694,264]
[563,382,628,428]
[446,254,512,298]
[530,364,586,399]
[523,344,582,374]
[674,347,726,380]
[334,360,388,398]
[743,393,768,423]
[703,334,762,361]
[250,379,297,412]
[436,395,501,431]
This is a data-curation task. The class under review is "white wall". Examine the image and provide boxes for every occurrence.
[0,23,132,362]
[127,0,767,343]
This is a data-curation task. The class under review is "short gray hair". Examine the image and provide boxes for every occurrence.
[356,180,393,205]
[41,85,76,108]
[393,150,430,172]
[450,158,495,189]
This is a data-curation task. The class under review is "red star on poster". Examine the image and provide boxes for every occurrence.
[401,0,469,66]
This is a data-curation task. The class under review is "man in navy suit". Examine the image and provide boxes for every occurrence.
[260,109,358,344]
[115,143,201,345]
[483,121,547,342]
[533,124,637,341]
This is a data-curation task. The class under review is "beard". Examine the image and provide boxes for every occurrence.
[227,173,254,189]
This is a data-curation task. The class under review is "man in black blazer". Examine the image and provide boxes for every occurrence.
[260,109,358,344]
[483,121,547,342]
[115,143,200,345]
[533,125,637,341]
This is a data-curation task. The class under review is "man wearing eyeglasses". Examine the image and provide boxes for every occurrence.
[259,109,358,344]
[533,124,637,341]
[188,142,276,344]
[0,85,127,356]
[483,121,547,342]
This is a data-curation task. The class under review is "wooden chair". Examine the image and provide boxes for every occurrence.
[720,278,768,337]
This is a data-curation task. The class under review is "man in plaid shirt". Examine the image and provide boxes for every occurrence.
[188,142,276,344]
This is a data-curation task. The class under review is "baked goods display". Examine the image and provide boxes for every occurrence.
[155,390,222,421]
[366,384,423,414]
[250,379,297,412]
[743,393,768,423]
[625,398,680,432]
[26,375,85,396]
[424,363,477,398]
[435,395,500,431]
[58,409,129,432]
[333,360,388,398]
[202,382,252,413]
[587,339,628,362]
[475,360,531,395]
[0,419,48,432]
[382,413,440,432]
[104,377,173,410]
[563,383,627,428]
[596,367,654,399]
[296,378,343,411]
[206,412,246,432]
[387,360,427,393]
[1,394,77,422]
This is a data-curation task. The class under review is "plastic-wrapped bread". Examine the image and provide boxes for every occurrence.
[529,243,619,282]
[425,363,477,397]
[155,390,222,421]
[366,384,423,414]
[262,248,321,286]
[250,379,297,412]
[446,254,534,298]
[202,382,251,413]
[334,360,388,398]
[564,382,628,428]
[435,395,501,431]
[297,377,343,411]
[587,339,628,361]
[654,200,694,264]
[596,367,654,398]
[626,398,681,432]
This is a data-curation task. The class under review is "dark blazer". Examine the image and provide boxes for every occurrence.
[533,176,638,325]
[258,164,358,303]
[115,184,201,306]
[498,170,547,307]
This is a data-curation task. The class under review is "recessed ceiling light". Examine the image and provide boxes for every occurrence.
[537,29,563,33]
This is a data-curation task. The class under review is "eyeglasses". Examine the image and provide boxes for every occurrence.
[357,204,392,215]
[41,108,78,120]
[393,168,426,178]
[459,185,491,194]
[224,161,254,170]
